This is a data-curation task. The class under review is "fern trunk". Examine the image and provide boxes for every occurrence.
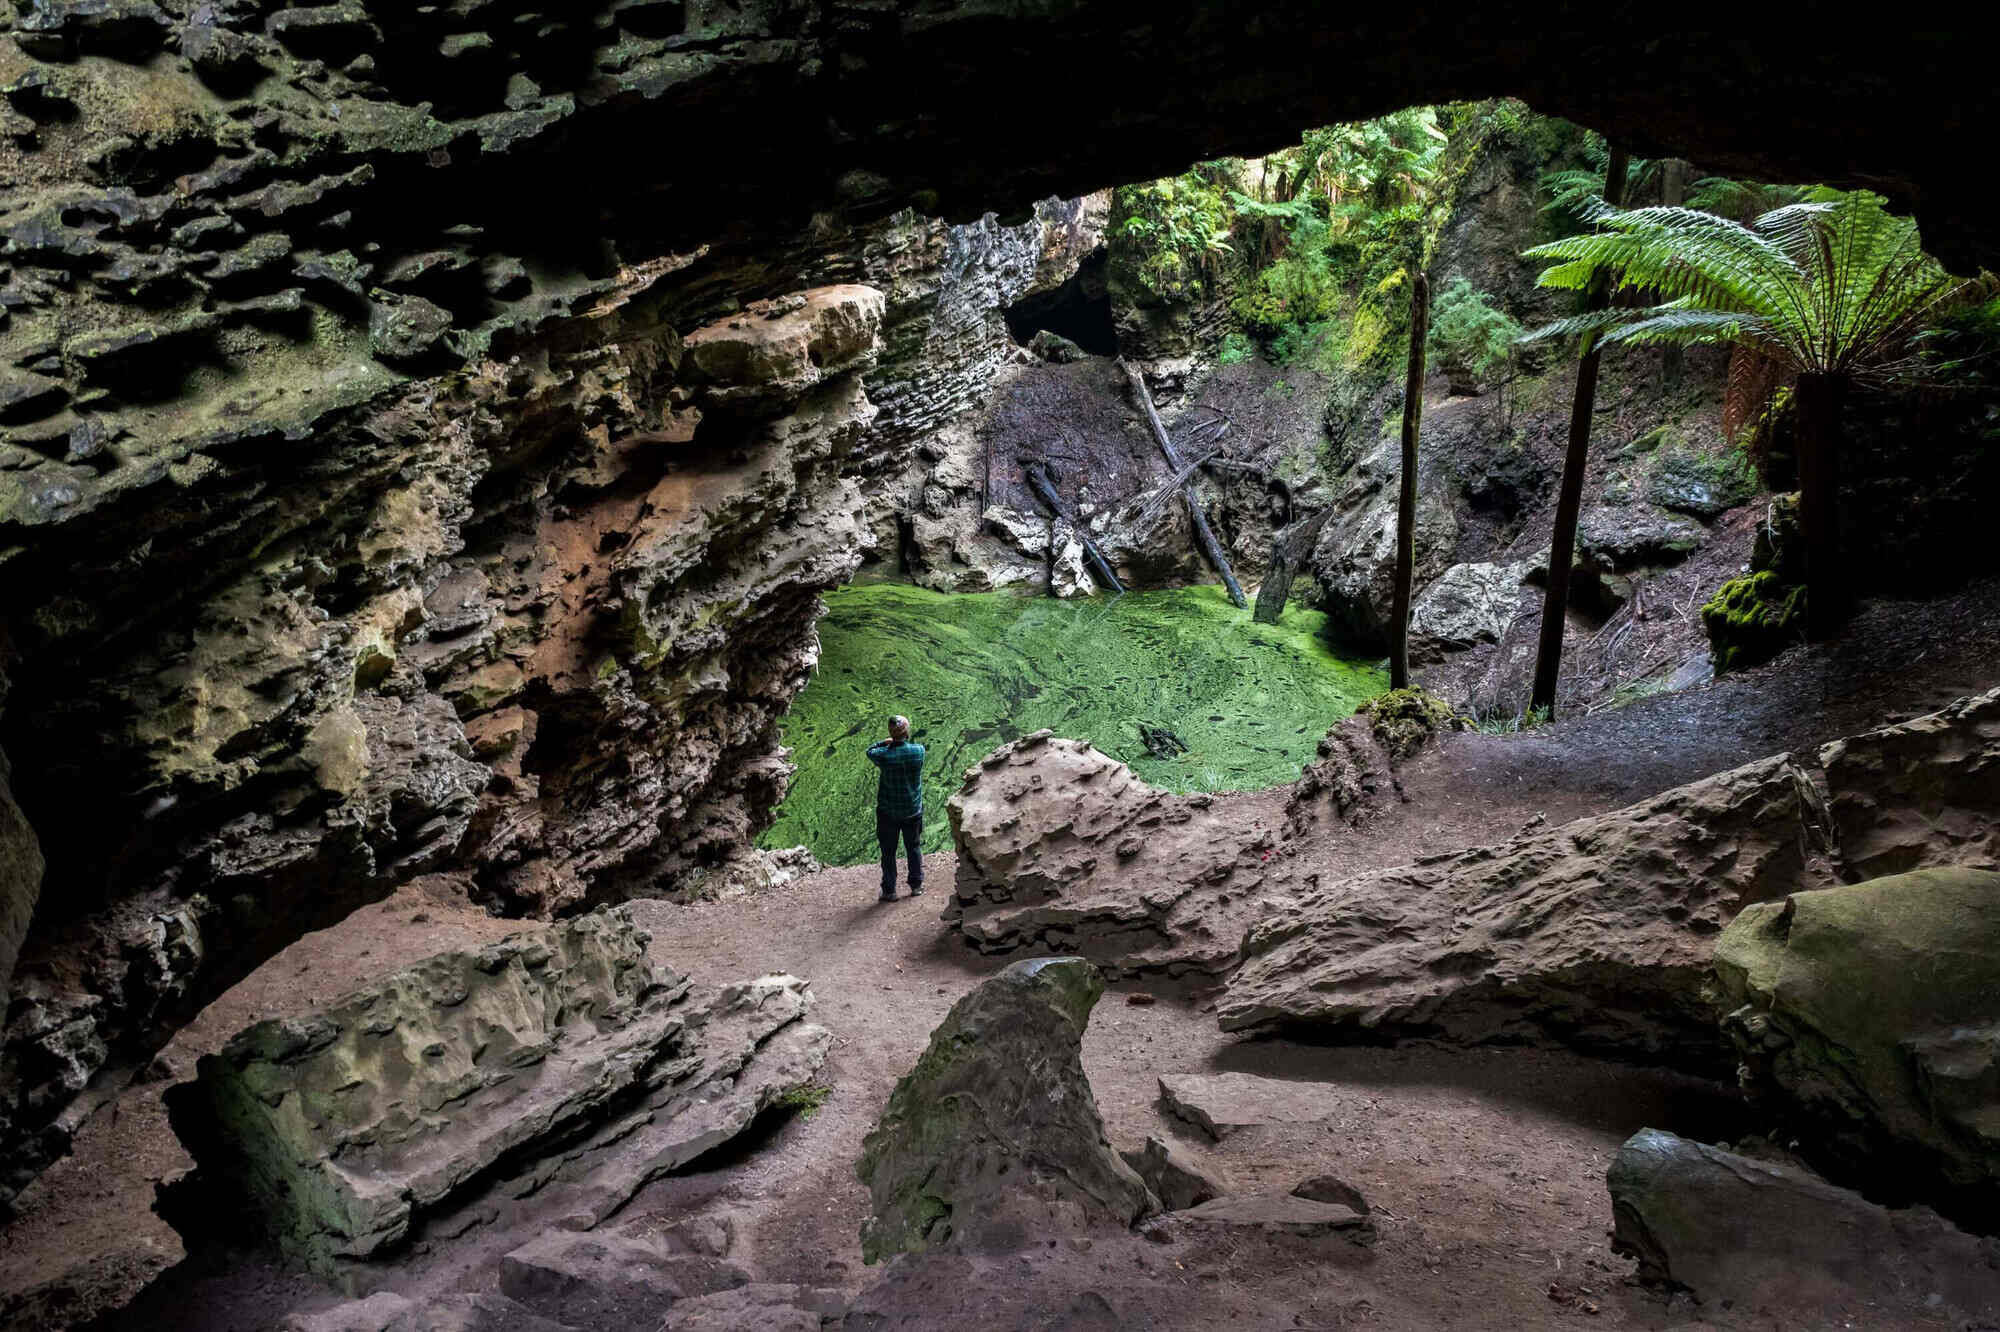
[1531,146,1631,716]
[1794,372,1847,640]
[1389,271,1429,690]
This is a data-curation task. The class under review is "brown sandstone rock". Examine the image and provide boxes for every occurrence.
[943,733,1271,978]
[1818,685,2000,881]
[1219,752,1831,1064]
[1120,1135,1229,1210]
[856,957,1155,1263]
[1609,1129,2000,1324]
[1158,1073,1347,1141]
[165,910,828,1270]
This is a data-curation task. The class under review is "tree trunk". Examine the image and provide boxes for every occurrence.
[1658,159,1690,386]
[1119,359,1247,607]
[1793,372,1847,640]
[1024,462,1124,594]
[1253,507,1335,625]
[1389,271,1430,690]
[1530,146,1631,717]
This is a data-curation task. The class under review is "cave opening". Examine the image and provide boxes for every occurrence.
[1003,246,1117,357]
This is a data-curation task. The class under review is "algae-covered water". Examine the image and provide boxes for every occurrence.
[760,583,1385,866]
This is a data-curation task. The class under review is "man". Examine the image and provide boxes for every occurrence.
[866,715,926,902]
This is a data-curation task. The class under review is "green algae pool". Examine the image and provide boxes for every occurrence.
[759,583,1385,866]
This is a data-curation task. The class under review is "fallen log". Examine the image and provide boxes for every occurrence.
[1119,360,1247,608]
[1024,461,1124,594]
[1252,507,1334,624]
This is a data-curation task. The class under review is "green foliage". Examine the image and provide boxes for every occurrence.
[1684,177,1810,223]
[1426,277,1524,383]
[1111,162,1237,301]
[776,1083,833,1117]
[1701,571,1806,673]
[1521,187,1993,433]
[1217,331,1256,365]
[1468,704,1551,734]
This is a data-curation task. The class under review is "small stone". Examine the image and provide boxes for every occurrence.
[1121,1136,1228,1210]
[1173,1193,1373,1240]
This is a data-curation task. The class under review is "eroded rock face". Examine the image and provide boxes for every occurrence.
[1608,1129,2000,1324]
[1218,753,1831,1064]
[942,732,1270,978]
[1818,686,2000,881]
[1714,867,2000,1224]
[856,956,1155,1263]
[163,909,828,1270]
[1408,560,1526,663]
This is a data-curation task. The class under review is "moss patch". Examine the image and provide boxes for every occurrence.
[1361,687,1458,759]
[1701,571,1805,674]
[762,584,1384,865]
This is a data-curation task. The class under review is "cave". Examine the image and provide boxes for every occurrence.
[1,5,1998,1328]
[1003,246,1119,356]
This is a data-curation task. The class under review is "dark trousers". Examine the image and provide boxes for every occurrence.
[878,812,923,895]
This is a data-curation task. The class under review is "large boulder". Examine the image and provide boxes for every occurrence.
[1608,1129,2000,1325]
[1219,752,1830,1065]
[165,910,829,1269]
[1310,437,1459,652]
[1713,867,2000,1224]
[943,732,1270,978]
[1407,561,1525,662]
[856,957,1156,1262]
[1818,685,2000,881]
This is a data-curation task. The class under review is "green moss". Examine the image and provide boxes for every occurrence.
[761,584,1385,865]
[1360,687,1457,758]
[1701,571,1805,674]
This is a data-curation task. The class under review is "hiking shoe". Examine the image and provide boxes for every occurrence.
[908,883,925,897]
[878,891,897,902]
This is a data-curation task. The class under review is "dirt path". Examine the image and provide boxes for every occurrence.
[7,577,1999,1330]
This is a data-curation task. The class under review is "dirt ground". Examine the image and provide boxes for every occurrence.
[5,576,1999,1332]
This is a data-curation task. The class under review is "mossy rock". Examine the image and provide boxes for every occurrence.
[1713,867,2000,1218]
[1360,687,1457,760]
[1700,571,1804,674]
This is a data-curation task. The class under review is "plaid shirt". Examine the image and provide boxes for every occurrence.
[867,739,926,820]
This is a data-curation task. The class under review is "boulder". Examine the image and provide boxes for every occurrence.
[1408,561,1524,661]
[1311,437,1459,652]
[1713,867,2000,1224]
[1818,685,2000,881]
[1700,571,1805,674]
[498,1230,750,1326]
[1158,1073,1346,1141]
[856,957,1156,1262]
[1575,505,1704,571]
[1608,1129,2000,1324]
[943,733,1270,978]
[165,911,829,1269]
[1120,1136,1229,1210]
[1645,447,1758,519]
[1220,752,1830,1064]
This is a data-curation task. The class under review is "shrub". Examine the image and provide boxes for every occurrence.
[1426,277,1523,387]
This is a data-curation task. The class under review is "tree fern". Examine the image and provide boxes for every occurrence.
[1521,188,1989,429]
[1518,185,1993,641]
